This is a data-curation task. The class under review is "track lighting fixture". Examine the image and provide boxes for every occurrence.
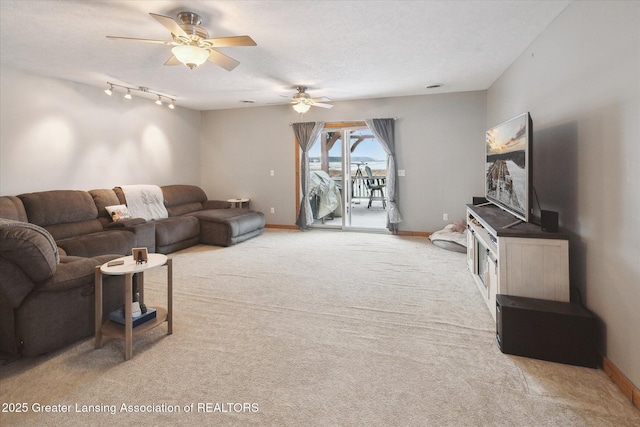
[104,82,176,109]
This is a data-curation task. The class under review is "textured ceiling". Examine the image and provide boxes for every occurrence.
[0,1,570,111]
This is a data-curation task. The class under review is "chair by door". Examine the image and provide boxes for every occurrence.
[364,166,386,209]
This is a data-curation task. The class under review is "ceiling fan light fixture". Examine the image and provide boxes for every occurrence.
[293,102,311,114]
[172,45,209,69]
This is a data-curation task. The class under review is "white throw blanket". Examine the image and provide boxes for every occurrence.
[120,185,168,221]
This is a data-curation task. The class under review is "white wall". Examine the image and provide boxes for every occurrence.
[487,1,639,387]
[0,65,202,195]
[201,91,486,232]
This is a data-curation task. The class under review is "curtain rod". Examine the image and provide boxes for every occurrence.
[289,118,397,126]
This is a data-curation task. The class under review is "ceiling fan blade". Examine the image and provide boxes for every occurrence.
[164,55,181,66]
[203,35,257,47]
[106,36,175,45]
[207,49,240,71]
[312,102,334,109]
[149,13,189,39]
[310,96,331,103]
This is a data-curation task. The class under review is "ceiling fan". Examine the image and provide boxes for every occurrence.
[282,87,334,113]
[107,12,256,71]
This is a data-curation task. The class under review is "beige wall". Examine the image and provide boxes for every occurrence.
[0,65,202,195]
[201,91,486,232]
[487,1,640,387]
[1,65,486,234]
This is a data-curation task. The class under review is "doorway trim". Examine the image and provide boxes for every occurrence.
[295,121,389,231]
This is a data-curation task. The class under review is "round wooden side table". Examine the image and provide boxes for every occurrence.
[94,253,172,361]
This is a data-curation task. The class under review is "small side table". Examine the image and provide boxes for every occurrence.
[95,253,172,361]
[227,198,250,209]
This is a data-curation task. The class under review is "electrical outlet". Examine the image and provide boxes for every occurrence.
[270,207,275,214]
[443,213,449,221]
[398,169,405,176]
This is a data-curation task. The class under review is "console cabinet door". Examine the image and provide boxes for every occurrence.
[498,237,570,302]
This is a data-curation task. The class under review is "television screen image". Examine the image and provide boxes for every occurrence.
[485,112,531,222]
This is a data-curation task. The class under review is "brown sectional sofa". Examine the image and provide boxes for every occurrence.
[0,184,264,357]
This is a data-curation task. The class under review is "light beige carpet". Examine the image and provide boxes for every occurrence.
[1,229,638,426]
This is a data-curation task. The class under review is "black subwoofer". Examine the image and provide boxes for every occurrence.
[496,294,598,368]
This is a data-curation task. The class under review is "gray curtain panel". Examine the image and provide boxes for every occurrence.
[365,118,403,233]
[293,121,325,229]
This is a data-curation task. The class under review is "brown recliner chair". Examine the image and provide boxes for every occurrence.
[0,217,125,356]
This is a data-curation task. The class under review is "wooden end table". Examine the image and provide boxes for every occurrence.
[94,253,172,361]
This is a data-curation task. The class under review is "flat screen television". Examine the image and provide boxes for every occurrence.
[485,112,532,223]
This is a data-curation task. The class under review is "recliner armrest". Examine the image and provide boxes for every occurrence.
[39,254,121,292]
[118,221,156,253]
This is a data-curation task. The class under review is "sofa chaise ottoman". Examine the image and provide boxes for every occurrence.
[163,185,265,247]
[192,208,266,246]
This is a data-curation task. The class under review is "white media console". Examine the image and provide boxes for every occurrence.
[466,204,570,321]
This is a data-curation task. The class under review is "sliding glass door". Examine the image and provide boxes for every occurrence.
[306,125,387,231]
[348,128,388,230]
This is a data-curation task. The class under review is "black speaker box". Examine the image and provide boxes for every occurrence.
[496,295,598,368]
[541,210,559,232]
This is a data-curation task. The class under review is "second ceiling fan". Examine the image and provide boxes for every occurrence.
[283,87,334,113]
[107,11,256,71]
